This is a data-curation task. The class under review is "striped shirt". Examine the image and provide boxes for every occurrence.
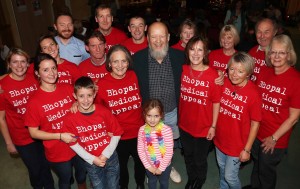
[137,124,174,171]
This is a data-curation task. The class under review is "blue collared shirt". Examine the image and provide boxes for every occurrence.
[55,36,90,65]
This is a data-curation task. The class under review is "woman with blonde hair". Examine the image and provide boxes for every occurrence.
[251,34,300,189]
[0,48,54,188]
[209,25,240,77]
[214,52,262,189]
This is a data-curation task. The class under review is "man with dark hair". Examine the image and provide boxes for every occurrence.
[121,16,148,55]
[78,31,108,83]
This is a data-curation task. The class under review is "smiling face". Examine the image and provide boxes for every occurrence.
[128,17,147,42]
[228,61,249,86]
[147,22,170,61]
[221,32,235,50]
[8,54,29,80]
[36,59,58,85]
[269,40,290,70]
[109,50,129,79]
[55,15,74,39]
[95,8,113,33]
[145,107,162,127]
[74,87,96,113]
[256,20,276,49]
[40,38,59,59]
[188,40,205,66]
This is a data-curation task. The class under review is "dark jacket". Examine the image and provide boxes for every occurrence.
[133,47,185,105]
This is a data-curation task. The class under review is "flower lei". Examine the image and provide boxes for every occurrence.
[144,121,166,168]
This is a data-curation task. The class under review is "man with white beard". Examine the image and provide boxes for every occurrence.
[54,12,90,65]
[133,22,184,184]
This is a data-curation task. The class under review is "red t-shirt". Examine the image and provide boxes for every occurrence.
[0,74,38,145]
[248,45,267,82]
[96,70,144,140]
[179,65,222,137]
[27,63,34,75]
[57,59,82,85]
[24,84,76,162]
[102,27,128,51]
[214,79,262,156]
[208,48,236,77]
[256,67,300,148]
[121,38,148,55]
[64,104,123,156]
[27,59,82,85]
[171,41,185,51]
[78,58,108,83]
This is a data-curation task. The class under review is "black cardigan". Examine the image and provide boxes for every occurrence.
[133,47,185,105]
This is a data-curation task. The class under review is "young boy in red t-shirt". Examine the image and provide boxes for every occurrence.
[64,76,123,189]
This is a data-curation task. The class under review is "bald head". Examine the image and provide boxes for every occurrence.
[148,22,169,36]
[147,22,170,62]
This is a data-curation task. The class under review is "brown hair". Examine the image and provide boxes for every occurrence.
[105,45,133,72]
[84,30,106,45]
[142,99,164,119]
[185,35,209,65]
[74,76,95,93]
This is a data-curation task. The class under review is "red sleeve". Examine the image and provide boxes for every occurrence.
[249,86,263,122]
[101,105,123,136]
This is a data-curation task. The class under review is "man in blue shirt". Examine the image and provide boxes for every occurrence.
[54,12,90,65]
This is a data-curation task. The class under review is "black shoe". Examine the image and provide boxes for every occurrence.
[136,184,145,189]
[242,185,253,189]
[120,186,128,189]
[185,180,193,189]
[191,179,202,189]
[181,148,184,156]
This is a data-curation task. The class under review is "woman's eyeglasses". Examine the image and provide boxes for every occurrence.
[269,51,289,57]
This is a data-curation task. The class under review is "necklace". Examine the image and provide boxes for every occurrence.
[232,80,248,96]
[189,66,206,79]
[144,121,166,168]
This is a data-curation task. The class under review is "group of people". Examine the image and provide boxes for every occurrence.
[0,3,299,189]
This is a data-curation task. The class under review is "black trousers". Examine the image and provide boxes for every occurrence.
[16,141,54,189]
[180,129,212,186]
[251,138,286,189]
[116,138,145,187]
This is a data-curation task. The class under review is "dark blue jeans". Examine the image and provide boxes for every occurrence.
[116,138,145,188]
[85,151,120,189]
[49,155,86,189]
[146,164,171,189]
[251,138,286,189]
[16,141,54,189]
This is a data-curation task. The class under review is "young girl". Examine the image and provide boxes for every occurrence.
[137,99,174,189]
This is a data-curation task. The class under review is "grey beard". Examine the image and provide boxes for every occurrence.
[149,44,169,60]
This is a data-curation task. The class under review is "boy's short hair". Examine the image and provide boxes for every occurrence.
[74,76,95,93]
